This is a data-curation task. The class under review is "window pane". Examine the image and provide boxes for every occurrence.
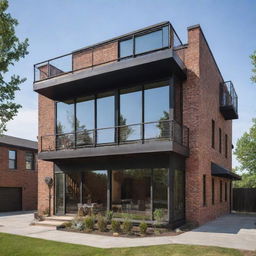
[144,85,169,139]
[112,169,151,220]
[76,97,95,146]
[26,152,34,170]
[135,30,162,54]
[56,100,75,134]
[120,88,142,141]
[9,159,15,169]
[56,100,75,149]
[153,168,168,221]
[97,94,115,143]
[119,39,133,58]
[9,150,16,160]
[162,26,169,47]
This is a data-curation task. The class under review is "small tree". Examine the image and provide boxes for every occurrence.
[0,0,29,134]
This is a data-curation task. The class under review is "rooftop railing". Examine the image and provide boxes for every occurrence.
[220,81,238,114]
[40,120,189,152]
[34,22,183,83]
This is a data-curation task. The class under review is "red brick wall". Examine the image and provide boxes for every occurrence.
[38,94,55,215]
[176,26,232,225]
[0,145,37,210]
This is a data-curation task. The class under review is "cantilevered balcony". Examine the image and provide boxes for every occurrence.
[220,81,238,120]
[33,22,186,101]
[39,120,189,160]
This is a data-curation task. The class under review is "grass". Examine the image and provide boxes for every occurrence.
[0,232,254,256]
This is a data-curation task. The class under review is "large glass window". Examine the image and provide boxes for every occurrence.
[97,92,115,144]
[76,96,95,146]
[82,170,108,213]
[144,83,169,139]
[153,168,168,221]
[120,87,142,142]
[56,100,75,149]
[112,169,151,220]
[55,173,65,215]
[119,39,133,58]
[8,150,17,169]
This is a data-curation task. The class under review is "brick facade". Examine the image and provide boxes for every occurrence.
[0,145,37,211]
[176,25,232,225]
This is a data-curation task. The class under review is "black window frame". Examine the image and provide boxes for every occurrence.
[211,120,215,148]
[8,150,17,170]
[225,134,228,158]
[219,128,222,153]
[212,178,215,205]
[25,152,35,170]
[220,180,222,202]
[203,175,206,207]
[225,182,227,202]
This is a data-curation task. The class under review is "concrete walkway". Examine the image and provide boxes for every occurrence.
[0,212,255,251]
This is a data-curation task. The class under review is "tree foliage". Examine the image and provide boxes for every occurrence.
[234,119,256,188]
[250,51,256,83]
[0,0,29,134]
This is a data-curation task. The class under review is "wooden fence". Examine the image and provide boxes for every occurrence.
[233,188,256,213]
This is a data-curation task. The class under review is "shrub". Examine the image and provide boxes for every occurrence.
[122,219,133,234]
[63,221,72,228]
[97,215,107,232]
[71,217,85,231]
[153,208,165,226]
[84,216,94,231]
[111,220,121,232]
[105,210,113,223]
[139,222,148,235]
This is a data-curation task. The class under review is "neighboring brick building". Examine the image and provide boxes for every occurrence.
[34,22,240,227]
[0,135,38,212]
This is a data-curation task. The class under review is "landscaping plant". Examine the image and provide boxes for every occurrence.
[122,219,133,234]
[97,215,107,232]
[111,220,121,233]
[105,210,113,223]
[71,217,85,231]
[139,221,148,235]
[84,216,94,231]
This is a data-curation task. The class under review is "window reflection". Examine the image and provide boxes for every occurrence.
[120,87,142,142]
[144,84,169,139]
[97,93,115,144]
[76,96,94,146]
[119,39,133,58]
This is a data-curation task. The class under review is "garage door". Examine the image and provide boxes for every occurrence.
[0,187,22,212]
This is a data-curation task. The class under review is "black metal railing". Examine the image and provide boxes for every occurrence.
[34,22,183,82]
[40,120,189,152]
[220,81,238,113]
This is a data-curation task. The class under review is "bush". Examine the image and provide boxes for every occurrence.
[139,222,148,235]
[84,216,94,231]
[63,221,72,228]
[122,219,133,234]
[153,208,165,226]
[105,210,113,223]
[71,217,85,231]
[97,215,107,232]
[111,220,121,232]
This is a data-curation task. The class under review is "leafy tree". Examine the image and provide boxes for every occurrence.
[250,51,256,83]
[0,0,29,134]
[234,119,256,188]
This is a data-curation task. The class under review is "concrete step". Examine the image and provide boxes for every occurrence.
[44,215,74,222]
[33,220,66,227]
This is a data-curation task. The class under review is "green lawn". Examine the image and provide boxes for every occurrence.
[0,232,253,256]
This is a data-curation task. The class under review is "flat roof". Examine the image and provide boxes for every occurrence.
[0,135,37,151]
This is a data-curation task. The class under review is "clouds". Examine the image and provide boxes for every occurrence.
[5,108,38,141]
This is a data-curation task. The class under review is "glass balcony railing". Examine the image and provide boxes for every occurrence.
[40,120,189,152]
[34,22,183,82]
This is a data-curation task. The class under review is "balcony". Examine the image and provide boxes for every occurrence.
[33,22,186,101]
[220,81,238,120]
[39,120,189,160]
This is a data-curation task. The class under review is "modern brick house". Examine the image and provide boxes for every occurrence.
[34,22,240,227]
[0,135,38,212]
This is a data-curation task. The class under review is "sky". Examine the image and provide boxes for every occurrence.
[5,0,256,167]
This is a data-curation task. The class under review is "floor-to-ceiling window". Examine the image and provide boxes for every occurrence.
[76,96,95,147]
[96,92,115,144]
[144,83,169,139]
[119,87,142,142]
[56,100,75,149]
[111,169,152,220]
[55,173,65,215]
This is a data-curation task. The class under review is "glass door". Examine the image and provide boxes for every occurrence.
[55,173,65,215]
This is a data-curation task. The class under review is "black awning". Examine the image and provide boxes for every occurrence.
[211,162,241,180]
